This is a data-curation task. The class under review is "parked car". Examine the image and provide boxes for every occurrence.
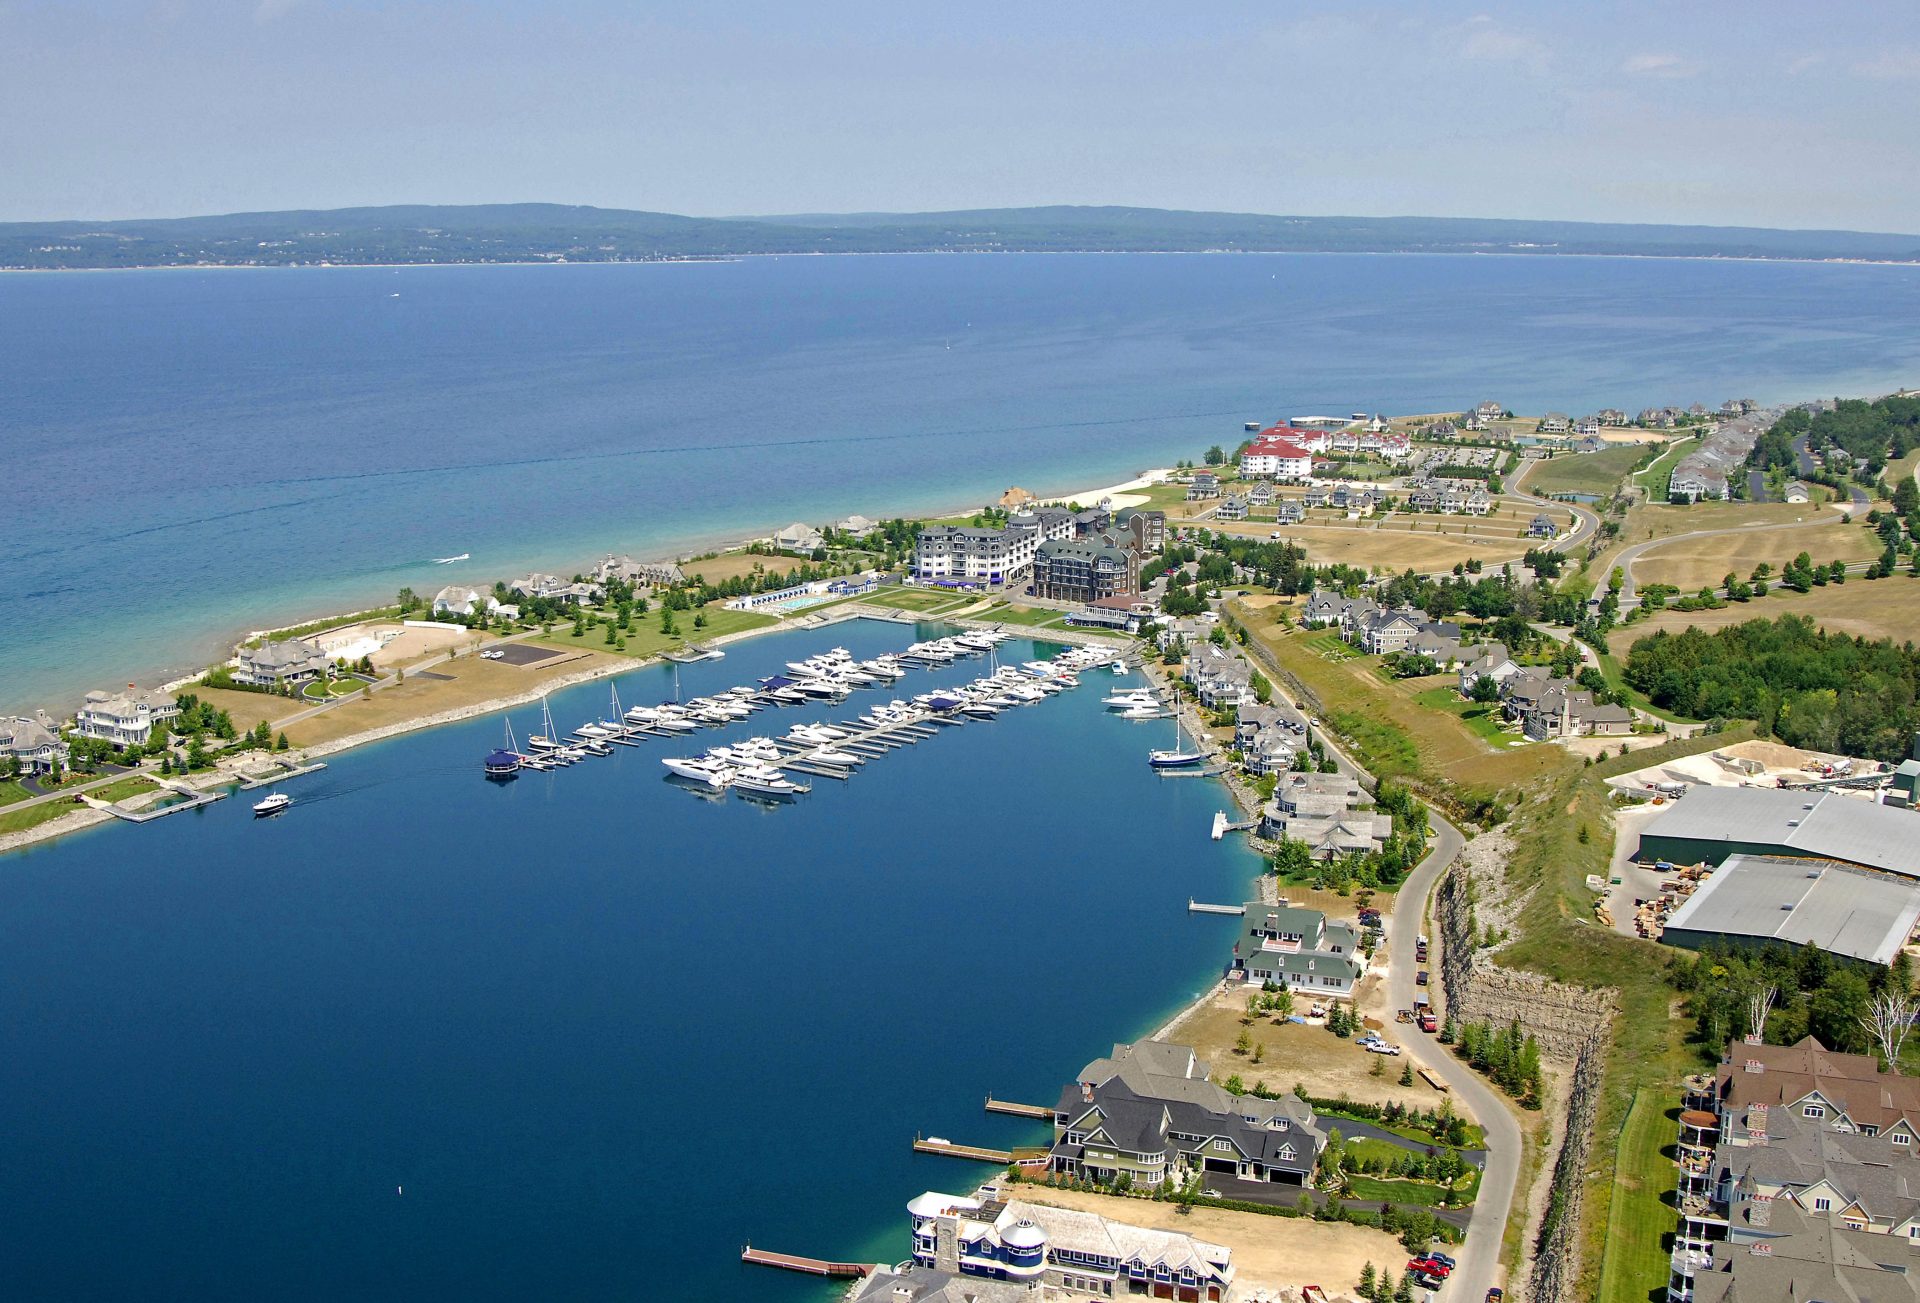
[1428,1252,1457,1270]
[1409,1257,1451,1278]
[1487,1290,1505,1303]
[1416,970,1429,986]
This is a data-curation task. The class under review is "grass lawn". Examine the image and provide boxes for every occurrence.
[1410,686,1518,746]
[0,779,33,807]
[1627,436,1697,500]
[543,604,778,659]
[1524,445,1648,499]
[1884,448,1920,494]
[301,677,368,700]
[1237,611,1573,810]
[857,587,974,613]
[976,603,1070,629]
[1596,1088,1679,1303]
[90,774,159,803]
[0,797,88,836]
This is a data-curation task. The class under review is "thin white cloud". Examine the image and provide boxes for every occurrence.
[1455,16,1550,75]
[1787,52,1824,76]
[1856,49,1920,79]
[254,0,301,23]
[1622,52,1695,79]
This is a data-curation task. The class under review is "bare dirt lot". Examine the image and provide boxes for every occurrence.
[1162,987,1461,1116]
[189,686,312,732]
[1014,1184,1404,1301]
[282,649,616,748]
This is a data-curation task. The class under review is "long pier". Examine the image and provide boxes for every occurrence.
[84,782,226,823]
[913,1136,1016,1163]
[984,1096,1055,1120]
[1188,899,1247,915]
[739,1246,873,1278]
[237,760,327,790]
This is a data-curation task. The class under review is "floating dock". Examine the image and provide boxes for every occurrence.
[984,1096,1055,1120]
[1188,899,1247,915]
[1210,810,1256,839]
[739,1246,873,1278]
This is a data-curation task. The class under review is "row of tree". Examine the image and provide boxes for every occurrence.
[1622,614,1920,761]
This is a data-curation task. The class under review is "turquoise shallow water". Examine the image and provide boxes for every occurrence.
[4,252,1920,710]
[0,619,1263,1299]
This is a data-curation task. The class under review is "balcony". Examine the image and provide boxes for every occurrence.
[1671,1245,1713,1277]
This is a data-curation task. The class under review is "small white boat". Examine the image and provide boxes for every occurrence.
[253,792,292,816]
[434,553,469,564]
[810,746,861,766]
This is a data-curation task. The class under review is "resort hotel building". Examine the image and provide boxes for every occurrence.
[884,1187,1235,1302]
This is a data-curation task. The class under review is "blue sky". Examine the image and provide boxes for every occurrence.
[3,0,1917,229]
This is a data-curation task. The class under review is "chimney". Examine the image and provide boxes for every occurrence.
[1081,1082,1093,1103]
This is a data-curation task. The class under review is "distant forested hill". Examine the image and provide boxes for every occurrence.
[4,202,1918,269]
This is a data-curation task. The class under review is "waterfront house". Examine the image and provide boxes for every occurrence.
[999,486,1037,509]
[848,1264,1032,1303]
[0,713,70,774]
[1049,1040,1325,1194]
[1474,400,1505,422]
[508,572,601,604]
[772,522,827,554]
[595,556,683,588]
[1244,730,1297,776]
[1575,416,1602,437]
[1185,472,1220,501]
[905,1187,1236,1302]
[1230,903,1367,997]
[75,687,179,749]
[1186,651,1256,710]
[1539,412,1572,434]
[836,514,880,535]
[1232,704,1282,751]
[232,637,331,688]
[431,585,485,617]
[1032,539,1140,604]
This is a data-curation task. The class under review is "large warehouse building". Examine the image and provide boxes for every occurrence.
[1660,855,1920,965]
[1634,786,1920,877]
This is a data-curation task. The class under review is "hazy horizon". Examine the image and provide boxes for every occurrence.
[3,2,1917,229]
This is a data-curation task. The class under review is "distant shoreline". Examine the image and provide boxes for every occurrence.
[7,248,1920,274]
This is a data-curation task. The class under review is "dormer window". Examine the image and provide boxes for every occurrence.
[1804,1105,1826,1120]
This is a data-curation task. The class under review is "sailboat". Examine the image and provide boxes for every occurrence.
[1148,713,1207,770]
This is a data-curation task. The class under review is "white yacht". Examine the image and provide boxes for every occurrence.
[661,756,734,787]
[252,792,292,816]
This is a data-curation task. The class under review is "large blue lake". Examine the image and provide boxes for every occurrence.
[0,619,1259,1299]
[4,253,1920,711]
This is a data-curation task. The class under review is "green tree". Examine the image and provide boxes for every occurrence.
[1399,1059,1414,1087]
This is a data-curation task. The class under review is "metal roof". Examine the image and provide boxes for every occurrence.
[1639,785,1920,877]
[1663,855,1920,965]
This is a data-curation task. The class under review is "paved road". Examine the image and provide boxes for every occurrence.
[1508,456,1602,552]
[1382,813,1521,1303]
[1747,468,1770,503]
[1235,627,1522,1300]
